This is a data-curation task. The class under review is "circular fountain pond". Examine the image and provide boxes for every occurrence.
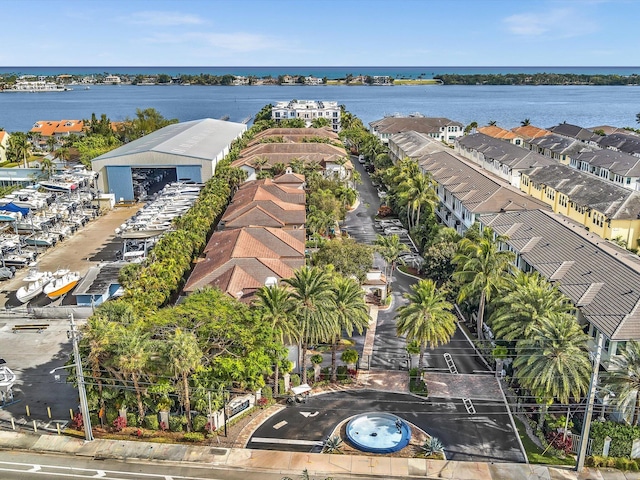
[345,413,411,454]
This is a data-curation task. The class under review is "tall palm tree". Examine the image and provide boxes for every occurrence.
[396,279,457,369]
[374,234,409,283]
[521,118,531,127]
[603,341,640,425]
[165,328,202,431]
[252,157,269,177]
[46,136,57,152]
[7,132,30,168]
[255,284,298,395]
[114,326,151,423]
[490,271,572,341]
[40,157,55,179]
[56,147,70,167]
[513,315,591,413]
[28,132,42,151]
[452,227,515,340]
[330,276,370,382]
[398,171,438,229]
[283,266,336,384]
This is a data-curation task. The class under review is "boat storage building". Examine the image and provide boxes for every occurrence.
[92,118,246,201]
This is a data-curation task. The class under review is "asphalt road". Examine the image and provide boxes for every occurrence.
[0,449,324,480]
[248,390,525,463]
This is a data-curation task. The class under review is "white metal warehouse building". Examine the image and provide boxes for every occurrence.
[92,118,246,201]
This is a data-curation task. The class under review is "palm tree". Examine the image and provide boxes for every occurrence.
[452,227,515,340]
[397,171,438,229]
[283,267,336,384]
[252,157,269,176]
[330,276,370,382]
[521,118,531,127]
[114,326,151,423]
[28,132,42,151]
[255,284,298,395]
[56,147,70,167]
[7,132,30,168]
[165,328,202,432]
[396,279,457,369]
[46,136,57,152]
[40,157,55,179]
[488,120,497,126]
[603,341,640,425]
[374,234,409,283]
[490,271,572,342]
[513,315,591,415]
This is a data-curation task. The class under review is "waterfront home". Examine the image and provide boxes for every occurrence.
[520,163,640,249]
[509,125,552,149]
[103,75,121,84]
[476,125,521,145]
[370,115,464,144]
[272,100,341,132]
[30,120,85,149]
[596,131,640,157]
[527,133,593,165]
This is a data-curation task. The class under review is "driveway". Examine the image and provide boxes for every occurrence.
[247,390,525,463]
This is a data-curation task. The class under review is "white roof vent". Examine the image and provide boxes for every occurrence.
[265,276,278,287]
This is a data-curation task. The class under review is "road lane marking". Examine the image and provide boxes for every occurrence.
[28,464,41,472]
[299,411,319,418]
[273,420,287,429]
[251,437,322,446]
[94,471,106,478]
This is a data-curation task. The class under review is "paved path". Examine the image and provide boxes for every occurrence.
[423,372,503,401]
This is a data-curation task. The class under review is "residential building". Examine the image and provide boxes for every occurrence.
[233,76,249,85]
[572,149,640,191]
[272,100,341,132]
[596,131,640,157]
[220,178,306,230]
[476,125,521,145]
[510,125,552,149]
[183,226,305,302]
[103,75,121,84]
[371,76,392,85]
[548,122,599,144]
[520,163,640,249]
[369,115,464,144]
[482,209,640,398]
[527,133,593,165]
[29,120,86,150]
[232,128,349,181]
[387,131,446,164]
[456,133,555,188]
[304,76,324,85]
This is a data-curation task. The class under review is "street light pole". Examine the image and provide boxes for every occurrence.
[576,331,604,472]
[69,313,93,441]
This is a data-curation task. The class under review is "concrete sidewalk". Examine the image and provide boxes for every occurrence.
[0,430,632,479]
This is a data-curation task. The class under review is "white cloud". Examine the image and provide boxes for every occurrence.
[126,10,205,26]
[503,8,598,38]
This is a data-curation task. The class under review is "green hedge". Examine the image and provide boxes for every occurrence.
[590,421,640,458]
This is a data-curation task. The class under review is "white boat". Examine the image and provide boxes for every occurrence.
[16,273,52,303]
[23,265,50,282]
[43,270,80,299]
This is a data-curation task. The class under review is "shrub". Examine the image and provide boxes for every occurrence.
[546,431,573,455]
[71,412,83,431]
[590,420,640,458]
[144,415,159,430]
[341,349,359,365]
[323,436,344,454]
[126,412,138,427]
[112,416,127,432]
[421,436,444,456]
[262,385,272,400]
[89,413,99,427]
[311,354,324,365]
[257,397,268,407]
[183,432,205,442]
[192,415,208,432]
[278,379,286,394]
[290,374,301,387]
[169,415,184,432]
[105,407,118,425]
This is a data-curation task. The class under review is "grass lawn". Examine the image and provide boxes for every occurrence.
[514,418,575,466]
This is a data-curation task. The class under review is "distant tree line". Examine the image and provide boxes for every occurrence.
[435,73,640,86]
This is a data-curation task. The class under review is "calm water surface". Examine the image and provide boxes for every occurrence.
[1,85,639,132]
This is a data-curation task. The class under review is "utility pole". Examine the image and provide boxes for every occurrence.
[576,331,604,472]
[69,313,93,441]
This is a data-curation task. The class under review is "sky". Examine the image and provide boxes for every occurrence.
[0,0,637,67]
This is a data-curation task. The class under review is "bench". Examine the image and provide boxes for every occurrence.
[12,324,50,333]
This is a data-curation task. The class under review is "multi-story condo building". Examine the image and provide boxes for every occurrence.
[370,115,464,144]
[272,100,341,132]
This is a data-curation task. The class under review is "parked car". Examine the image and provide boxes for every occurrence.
[365,164,375,173]
[358,154,366,164]
[371,179,380,187]
[377,219,403,228]
[384,227,408,236]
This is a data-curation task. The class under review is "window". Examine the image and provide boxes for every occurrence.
[627,178,632,185]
